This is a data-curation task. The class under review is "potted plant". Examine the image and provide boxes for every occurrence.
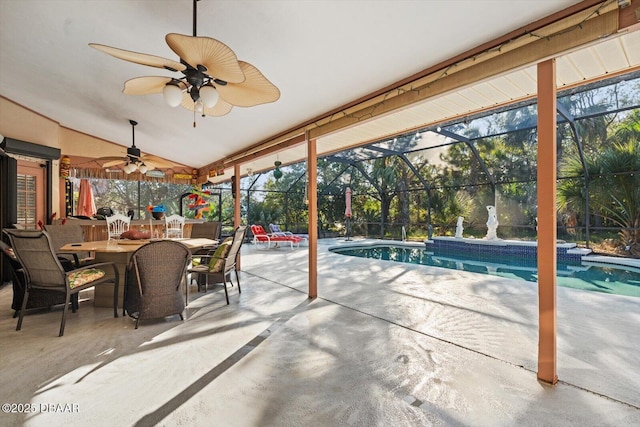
[147,204,166,220]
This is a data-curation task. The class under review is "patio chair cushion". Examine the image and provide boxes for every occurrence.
[120,230,151,240]
[69,268,105,289]
[208,237,233,272]
[269,223,308,240]
[269,224,284,234]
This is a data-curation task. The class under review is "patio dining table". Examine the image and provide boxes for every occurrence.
[60,238,218,308]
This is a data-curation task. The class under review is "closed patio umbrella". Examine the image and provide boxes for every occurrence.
[77,179,97,217]
[345,187,352,218]
[345,187,352,240]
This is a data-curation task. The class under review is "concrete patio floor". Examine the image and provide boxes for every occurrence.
[0,238,638,426]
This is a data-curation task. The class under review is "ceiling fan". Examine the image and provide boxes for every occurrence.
[89,0,280,126]
[97,120,174,174]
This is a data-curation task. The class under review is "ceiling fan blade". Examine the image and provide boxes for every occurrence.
[165,33,245,84]
[124,76,176,95]
[95,156,126,162]
[203,98,233,117]
[180,93,233,117]
[101,159,126,168]
[141,155,174,169]
[89,43,186,72]
[140,162,156,171]
[216,61,280,107]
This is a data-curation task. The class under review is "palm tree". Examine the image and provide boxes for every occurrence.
[558,135,640,256]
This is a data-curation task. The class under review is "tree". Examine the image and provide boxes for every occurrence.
[558,110,640,256]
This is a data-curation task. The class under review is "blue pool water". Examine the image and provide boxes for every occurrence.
[330,245,640,297]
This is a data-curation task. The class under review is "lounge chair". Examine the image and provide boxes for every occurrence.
[250,224,303,249]
[268,223,308,243]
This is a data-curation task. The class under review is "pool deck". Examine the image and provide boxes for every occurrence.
[0,238,638,426]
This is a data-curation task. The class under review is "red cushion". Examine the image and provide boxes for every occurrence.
[120,230,151,240]
[251,225,301,243]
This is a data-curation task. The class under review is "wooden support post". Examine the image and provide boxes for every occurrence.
[537,59,558,385]
[234,164,242,270]
[307,136,318,299]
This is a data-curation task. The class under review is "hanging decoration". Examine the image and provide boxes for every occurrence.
[60,155,71,178]
[188,186,212,219]
[273,160,283,180]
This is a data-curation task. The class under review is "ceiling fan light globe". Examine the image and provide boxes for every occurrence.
[200,84,219,108]
[163,83,183,107]
[139,164,148,174]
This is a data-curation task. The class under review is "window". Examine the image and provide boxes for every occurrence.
[83,178,193,219]
[17,174,37,228]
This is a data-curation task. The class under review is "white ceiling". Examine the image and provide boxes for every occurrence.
[0,0,584,172]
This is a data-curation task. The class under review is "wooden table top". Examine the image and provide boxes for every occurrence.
[60,238,218,253]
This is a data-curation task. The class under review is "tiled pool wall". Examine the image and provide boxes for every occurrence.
[425,237,589,264]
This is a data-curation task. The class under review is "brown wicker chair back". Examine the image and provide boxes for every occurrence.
[124,240,191,329]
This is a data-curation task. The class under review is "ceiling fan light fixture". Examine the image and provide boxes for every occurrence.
[199,83,218,108]
[124,162,137,174]
[91,0,280,126]
[163,82,183,107]
[138,163,148,174]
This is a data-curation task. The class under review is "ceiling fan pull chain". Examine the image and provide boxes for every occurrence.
[193,107,197,128]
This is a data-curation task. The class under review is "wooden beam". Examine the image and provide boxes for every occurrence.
[220,134,307,170]
[537,59,558,385]
[619,0,640,30]
[307,135,318,299]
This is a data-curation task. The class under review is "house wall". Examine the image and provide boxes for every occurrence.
[0,96,128,217]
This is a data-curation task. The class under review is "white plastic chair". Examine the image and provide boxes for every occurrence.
[106,214,131,240]
[165,214,185,239]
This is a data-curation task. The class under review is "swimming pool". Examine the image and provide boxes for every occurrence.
[330,244,640,298]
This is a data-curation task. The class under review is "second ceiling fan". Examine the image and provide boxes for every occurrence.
[98,120,174,174]
[89,0,280,125]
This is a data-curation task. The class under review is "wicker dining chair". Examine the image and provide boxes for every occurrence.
[4,229,119,337]
[123,240,191,329]
[188,225,248,305]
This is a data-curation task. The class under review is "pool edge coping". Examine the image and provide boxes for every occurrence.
[326,239,640,271]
